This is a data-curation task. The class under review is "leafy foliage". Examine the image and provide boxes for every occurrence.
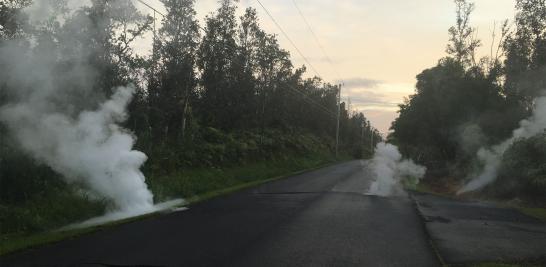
[0,0,381,238]
[496,132,546,198]
[504,0,546,106]
[390,0,545,200]
[390,58,520,164]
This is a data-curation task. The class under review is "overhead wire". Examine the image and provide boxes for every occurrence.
[136,0,339,117]
[290,0,343,84]
[254,0,323,79]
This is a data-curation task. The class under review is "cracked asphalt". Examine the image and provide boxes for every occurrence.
[1,161,439,267]
[413,192,546,265]
[2,160,544,267]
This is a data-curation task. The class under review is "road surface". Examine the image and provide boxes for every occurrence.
[1,161,440,267]
[414,192,546,264]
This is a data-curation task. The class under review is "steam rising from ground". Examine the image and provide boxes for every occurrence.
[64,199,186,230]
[0,86,154,212]
[368,143,426,196]
[459,95,546,194]
[0,0,165,218]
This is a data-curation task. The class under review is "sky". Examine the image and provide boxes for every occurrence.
[134,0,518,134]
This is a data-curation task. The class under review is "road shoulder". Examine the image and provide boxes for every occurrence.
[411,192,546,265]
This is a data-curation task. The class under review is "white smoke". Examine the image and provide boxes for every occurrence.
[0,0,159,216]
[368,142,427,196]
[0,86,154,212]
[459,95,546,194]
[64,199,186,230]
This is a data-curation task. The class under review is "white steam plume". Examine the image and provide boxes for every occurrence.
[0,86,154,212]
[459,94,546,194]
[368,142,426,196]
[0,0,158,215]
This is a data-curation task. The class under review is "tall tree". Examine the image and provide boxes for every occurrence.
[446,0,481,70]
[504,0,546,105]
[148,0,200,142]
[231,7,262,128]
[0,0,31,40]
[197,0,239,129]
[55,0,150,101]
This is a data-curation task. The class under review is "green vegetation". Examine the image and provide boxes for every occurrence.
[1,0,379,255]
[518,207,546,222]
[389,0,546,201]
[0,150,341,256]
[149,152,337,202]
[494,133,546,202]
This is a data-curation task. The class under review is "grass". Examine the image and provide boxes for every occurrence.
[148,153,337,202]
[0,154,341,256]
[516,207,546,222]
[414,182,456,199]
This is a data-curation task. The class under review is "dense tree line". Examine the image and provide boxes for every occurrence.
[0,0,381,211]
[390,0,546,199]
[141,0,381,153]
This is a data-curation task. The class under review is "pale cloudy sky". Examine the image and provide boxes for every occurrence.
[135,0,517,134]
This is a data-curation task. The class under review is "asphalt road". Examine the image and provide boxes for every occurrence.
[1,160,440,267]
[413,192,546,264]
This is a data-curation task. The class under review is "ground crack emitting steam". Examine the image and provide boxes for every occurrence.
[0,0,183,227]
[368,142,426,196]
[1,86,154,212]
[459,94,546,194]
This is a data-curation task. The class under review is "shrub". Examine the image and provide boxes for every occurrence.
[495,132,546,199]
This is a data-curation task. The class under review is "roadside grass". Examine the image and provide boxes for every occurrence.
[414,182,455,198]
[0,189,106,235]
[515,207,546,222]
[0,154,341,256]
[148,153,338,202]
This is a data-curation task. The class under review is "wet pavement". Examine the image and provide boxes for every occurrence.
[412,192,546,264]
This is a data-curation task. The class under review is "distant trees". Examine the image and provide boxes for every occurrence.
[0,0,379,206]
[446,0,481,69]
[504,0,546,107]
[390,58,512,164]
[148,0,199,143]
[197,0,240,129]
[0,0,380,238]
[390,0,546,198]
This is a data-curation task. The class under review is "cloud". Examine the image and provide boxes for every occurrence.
[343,86,401,110]
[340,82,415,133]
[363,109,399,134]
[346,93,399,109]
[340,77,383,89]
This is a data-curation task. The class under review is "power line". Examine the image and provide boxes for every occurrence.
[288,0,343,156]
[284,88,337,118]
[136,0,384,141]
[284,82,338,118]
[254,0,323,79]
[136,0,164,17]
[291,0,343,84]
[136,0,338,117]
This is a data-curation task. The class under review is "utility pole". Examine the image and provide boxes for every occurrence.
[335,84,341,158]
[361,121,365,147]
[370,129,374,152]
